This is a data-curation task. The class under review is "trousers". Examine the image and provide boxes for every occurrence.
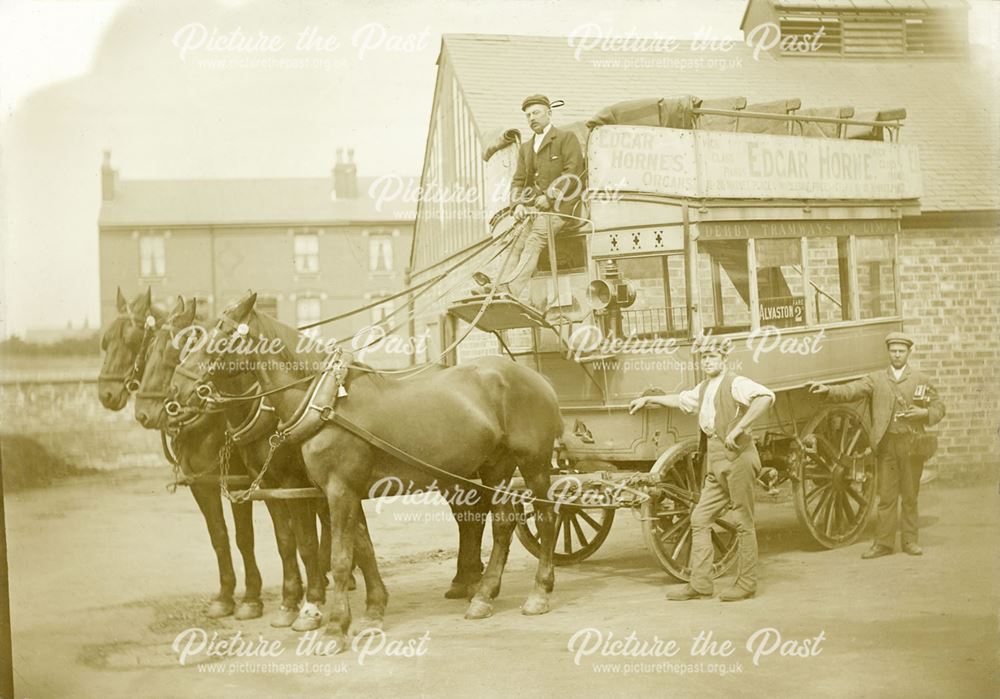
[498,214,564,301]
[689,436,758,594]
[875,432,924,548]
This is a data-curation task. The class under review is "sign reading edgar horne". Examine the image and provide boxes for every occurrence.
[588,126,922,201]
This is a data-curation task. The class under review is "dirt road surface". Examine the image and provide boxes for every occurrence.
[7,469,999,698]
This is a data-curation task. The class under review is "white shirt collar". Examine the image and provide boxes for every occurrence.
[532,124,552,152]
[890,365,907,380]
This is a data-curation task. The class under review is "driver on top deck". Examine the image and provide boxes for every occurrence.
[477,94,585,306]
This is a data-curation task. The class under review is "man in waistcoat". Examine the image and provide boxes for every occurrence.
[629,340,774,601]
[809,331,945,559]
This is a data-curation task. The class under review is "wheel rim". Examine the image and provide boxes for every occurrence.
[794,407,876,548]
[641,442,738,582]
[516,500,615,565]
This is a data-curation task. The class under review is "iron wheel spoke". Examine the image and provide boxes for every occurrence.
[570,514,590,548]
[576,509,602,530]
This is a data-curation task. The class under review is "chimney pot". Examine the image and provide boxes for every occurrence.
[101,149,117,201]
[333,148,358,199]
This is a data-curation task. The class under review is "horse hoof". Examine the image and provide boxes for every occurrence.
[520,593,550,616]
[351,617,383,635]
[206,599,235,618]
[270,606,299,628]
[291,602,323,632]
[347,574,357,592]
[235,601,264,621]
[292,615,323,632]
[464,598,493,620]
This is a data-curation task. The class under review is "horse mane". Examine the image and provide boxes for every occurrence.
[252,309,330,377]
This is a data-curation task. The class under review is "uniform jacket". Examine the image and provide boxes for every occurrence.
[824,366,945,447]
[510,126,585,216]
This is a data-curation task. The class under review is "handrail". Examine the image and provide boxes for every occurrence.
[692,108,904,129]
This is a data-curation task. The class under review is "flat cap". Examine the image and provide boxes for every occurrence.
[884,331,914,348]
[522,94,565,111]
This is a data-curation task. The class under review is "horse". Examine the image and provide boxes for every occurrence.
[98,289,267,621]
[98,288,162,410]
[133,297,330,629]
[163,298,496,612]
[171,291,562,650]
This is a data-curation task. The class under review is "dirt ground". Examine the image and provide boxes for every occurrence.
[6,468,999,698]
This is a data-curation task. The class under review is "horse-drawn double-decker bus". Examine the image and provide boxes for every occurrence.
[447,98,922,580]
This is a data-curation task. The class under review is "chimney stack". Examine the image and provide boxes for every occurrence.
[101,150,118,201]
[333,147,358,199]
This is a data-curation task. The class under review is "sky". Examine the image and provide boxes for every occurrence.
[0,0,997,337]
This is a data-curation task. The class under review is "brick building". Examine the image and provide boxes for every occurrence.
[98,151,417,367]
[408,5,998,477]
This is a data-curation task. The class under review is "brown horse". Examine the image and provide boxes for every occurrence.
[172,291,562,650]
[98,288,161,411]
[99,291,262,621]
[134,297,332,629]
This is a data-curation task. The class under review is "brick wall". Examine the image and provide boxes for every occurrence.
[898,226,1000,479]
[1,380,163,470]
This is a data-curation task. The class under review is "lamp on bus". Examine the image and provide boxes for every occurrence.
[587,278,636,338]
[586,278,636,311]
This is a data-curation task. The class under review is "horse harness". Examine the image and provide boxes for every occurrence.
[99,312,157,393]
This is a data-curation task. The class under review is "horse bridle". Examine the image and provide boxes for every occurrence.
[167,314,252,417]
[168,313,327,415]
[98,312,157,394]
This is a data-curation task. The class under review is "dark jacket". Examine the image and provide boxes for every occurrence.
[825,366,945,448]
[510,126,585,216]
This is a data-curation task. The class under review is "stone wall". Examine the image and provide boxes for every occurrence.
[1,379,163,471]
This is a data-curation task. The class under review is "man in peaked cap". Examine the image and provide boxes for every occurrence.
[629,338,774,601]
[809,331,945,559]
[478,94,585,305]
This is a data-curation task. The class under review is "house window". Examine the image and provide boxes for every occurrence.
[294,233,319,274]
[369,233,394,272]
[139,234,165,278]
[256,295,278,319]
[296,297,322,335]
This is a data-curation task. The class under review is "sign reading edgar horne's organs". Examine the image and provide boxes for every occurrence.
[588,126,922,201]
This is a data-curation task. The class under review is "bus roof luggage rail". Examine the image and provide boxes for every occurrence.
[692,96,747,131]
[846,108,907,142]
[737,98,803,135]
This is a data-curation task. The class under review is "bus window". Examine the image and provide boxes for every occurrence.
[807,237,850,323]
[755,238,806,327]
[614,254,688,337]
[698,240,751,333]
[856,236,897,319]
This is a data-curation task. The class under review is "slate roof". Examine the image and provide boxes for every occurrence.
[98,176,419,227]
[441,33,998,212]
